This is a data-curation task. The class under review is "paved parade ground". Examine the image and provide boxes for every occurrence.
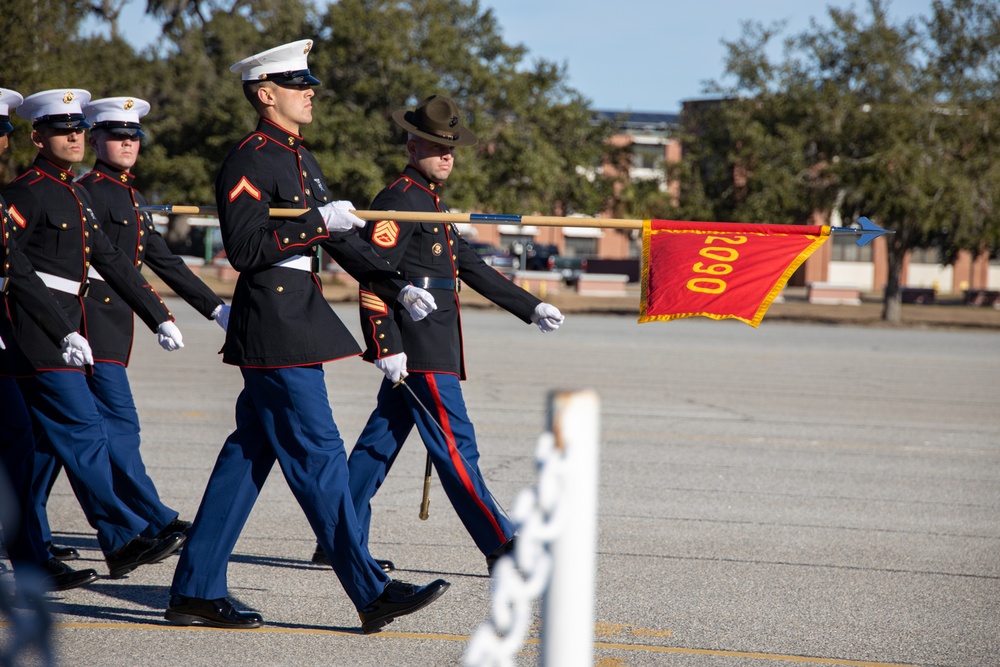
[3,297,998,666]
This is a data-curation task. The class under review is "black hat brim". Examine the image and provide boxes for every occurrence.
[33,114,90,130]
[391,108,477,147]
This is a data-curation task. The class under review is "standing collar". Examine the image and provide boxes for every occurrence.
[402,165,445,194]
[94,160,135,186]
[31,155,77,184]
[256,118,304,150]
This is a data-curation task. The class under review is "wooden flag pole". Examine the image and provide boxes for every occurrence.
[137,205,642,229]
[137,206,891,245]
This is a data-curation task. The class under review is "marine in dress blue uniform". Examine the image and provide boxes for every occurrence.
[2,89,186,577]
[342,96,565,571]
[166,40,448,633]
[26,97,228,551]
[0,87,99,591]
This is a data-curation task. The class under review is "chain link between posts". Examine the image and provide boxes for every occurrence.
[463,431,567,667]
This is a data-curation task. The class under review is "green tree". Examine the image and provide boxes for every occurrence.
[680,0,1000,322]
[0,1,93,177]
[309,0,610,213]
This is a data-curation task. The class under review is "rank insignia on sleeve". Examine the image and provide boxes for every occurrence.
[228,175,262,202]
[360,289,388,314]
[372,220,400,248]
[8,205,26,228]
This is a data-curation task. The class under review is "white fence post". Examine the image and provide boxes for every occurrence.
[463,389,600,667]
[542,389,600,667]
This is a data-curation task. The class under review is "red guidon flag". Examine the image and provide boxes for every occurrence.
[640,220,830,327]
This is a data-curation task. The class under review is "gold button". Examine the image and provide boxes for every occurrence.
[378,334,384,339]
[84,231,89,237]
[375,320,382,325]
[452,255,457,260]
[276,286,284,293]
[85,246,90,252]
[300,232,307,239]
[317,227,323,233]
[93,224,98,229]
[433,227,439,232]
[305,188,311,195]
[138,245,143,251]
[123,220,128,225]
[302,171,307,177]
[449,240,454,245]
[293,196,300,202]
[136,260,142,266]
[283,238,289,243]
[381,348,388,353]
[85,261,90,267]
[104,297,110,303]
[61,223,68,228]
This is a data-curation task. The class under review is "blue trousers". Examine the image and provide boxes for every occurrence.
[347,373,513,556]
[32,362,178,544]
[0,378,50,569]
[17,372,147,554]
[170,365,389,609]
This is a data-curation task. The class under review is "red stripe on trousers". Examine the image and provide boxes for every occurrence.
[425,374,506,543]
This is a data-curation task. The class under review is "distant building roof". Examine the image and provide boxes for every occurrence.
[593,110,680,132]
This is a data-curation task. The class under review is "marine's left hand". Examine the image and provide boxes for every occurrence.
[531,302,564,333]
[212,304,230,331]
[157,321,185,351]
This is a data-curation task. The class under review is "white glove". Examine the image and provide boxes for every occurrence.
[320,200,365,231]
[60,332,94,367]
[157,321,185,351]
[531,302,564,333]
[398,285,437,321]
[211,304,230,331]
[374,353,408,383]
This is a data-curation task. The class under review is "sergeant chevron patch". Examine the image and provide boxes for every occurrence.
[372,220,399,248]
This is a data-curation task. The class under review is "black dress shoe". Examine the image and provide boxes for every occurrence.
[486,536,517,574]
[165,595,264,629]
[153,518,192,541]
[358,579,449,634]
[40,558,99,591]
[45,542,80,561]
[311,544,394,573]
[106,532,186,578]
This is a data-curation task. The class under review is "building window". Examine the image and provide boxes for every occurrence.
[908,246,942,264]
[830,234,873,262]
[564,236,598,257]
[631,143,665,171]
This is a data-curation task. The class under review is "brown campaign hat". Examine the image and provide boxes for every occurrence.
[391,95,477,147]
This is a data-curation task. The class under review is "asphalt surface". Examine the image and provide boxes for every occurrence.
[2,297,998,666]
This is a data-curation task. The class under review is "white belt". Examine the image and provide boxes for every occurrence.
[37,271,86,295]
[87,266,105,281]
[274,255,314,272]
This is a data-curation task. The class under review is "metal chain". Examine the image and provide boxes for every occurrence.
[463,431,567,667]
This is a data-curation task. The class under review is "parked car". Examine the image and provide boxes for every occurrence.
[523,242,559,271]
[469,241,519,275]
[547,255,588,285]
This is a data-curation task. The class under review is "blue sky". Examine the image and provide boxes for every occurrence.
[88,0,934,112]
